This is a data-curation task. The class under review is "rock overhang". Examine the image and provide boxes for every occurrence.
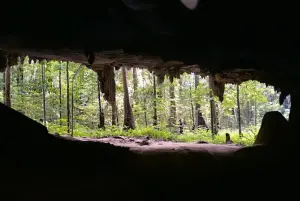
[0,0,299,97]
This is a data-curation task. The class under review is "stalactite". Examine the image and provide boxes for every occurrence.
[157,74,165,85]
[209,75,225,102]
[97,66,116,105]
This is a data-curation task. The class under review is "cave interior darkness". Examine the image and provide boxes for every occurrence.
[0,0,300,200]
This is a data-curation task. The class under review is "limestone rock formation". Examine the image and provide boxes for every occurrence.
[254,111,291,145]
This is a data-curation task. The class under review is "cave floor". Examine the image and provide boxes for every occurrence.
[58,135,242,154]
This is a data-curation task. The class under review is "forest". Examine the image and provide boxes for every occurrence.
[0,57,291,146]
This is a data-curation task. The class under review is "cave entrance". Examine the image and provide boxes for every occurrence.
[0,57,291,147]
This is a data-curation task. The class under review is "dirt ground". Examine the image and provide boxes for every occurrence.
[58,135,243,153]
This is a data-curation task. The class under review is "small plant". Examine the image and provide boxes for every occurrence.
[48,123,258,146]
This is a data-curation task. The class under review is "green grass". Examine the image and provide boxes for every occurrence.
[48,122,258,146]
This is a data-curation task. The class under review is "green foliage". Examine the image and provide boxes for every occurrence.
[1,58,289,146]
[48,123,256,146]
[193,81,209,105]
[222,84,236,115]
[240,80,267,103]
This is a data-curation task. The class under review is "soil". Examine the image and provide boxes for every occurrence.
[57,134,243,154]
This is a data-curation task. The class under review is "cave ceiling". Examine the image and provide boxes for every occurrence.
[0,0,299,95]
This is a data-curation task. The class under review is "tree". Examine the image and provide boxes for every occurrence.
[66,61,70,134]
[153,73,158,126]
[168,76,176,128]
[4,65,11,107]
[59,62,62,125]
[237,84,242,137]
[16,57,24,111]
[194,74,207,129]
[189,81,195,127]
[97,79,105,128]
[41,62,47,126]
[2,71,5,102]
[2,57,287,143]
[208,75,218,135]
[142,71,148,126]
[132,68,138,91]
[122,67,135,129]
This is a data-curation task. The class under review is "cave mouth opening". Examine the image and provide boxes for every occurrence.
[0,56,292,148]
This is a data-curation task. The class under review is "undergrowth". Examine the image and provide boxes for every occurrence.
[48,122,258,146]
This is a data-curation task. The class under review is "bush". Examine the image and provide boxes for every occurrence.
[48,123,258,146]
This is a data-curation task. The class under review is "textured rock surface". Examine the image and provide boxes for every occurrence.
[0,103,299,200]
[0,1,299,93]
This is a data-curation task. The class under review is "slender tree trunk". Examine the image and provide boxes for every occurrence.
[208,76,217,135]
[142,76,147,126]
[189,84,195,128]
[3,71,5,103]
[66,61,70,134]
[5,66,11,107]
[216,102,220,131]
[16,57,24,110]
[71,64,83,136]
[168,76,176,128]
[42,63,47,126]
[247,101,251,126]
[59,63,62,126]
[179,77,183,97]
[132,68,138,91]
[19,58,24,110]
[157,75,164,127]
[195,74,207,128]
[153,74,158,126]
[97,79,105,128]
[132,68,139,123]
[237,84,242,137]
[254,101,257,126]
[209,90,214,135]
[144,100,148,126]
[122,67,135,129]
[209,90,218,135]
[111,102,117,126]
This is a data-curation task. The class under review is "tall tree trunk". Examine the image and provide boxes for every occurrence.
[132,68,138,91]
[195,75,207,128]
[111,102,117,126]
[66,61,70,134]
[16,57,23,110]
[216,102,220,130]
[42,63,47,126]
[209,90,218,135]
[237,84,242,137]
[157,75,165,127]
[97,79,105,128]
[153,74,158,126]
[179,76,183,97]
[122,67,135,129]
[168,76,176,128]
[189,83,195,128]
[3,71,5,103]
[18,57,24,110]
[5,66,11,107]
[59,62,62,126]
[247,101,251,126]
[132,68,139,122]
[254,101,257,126]
[142,74,147,126]
[144,99,148,126]
[208,76,218,135]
